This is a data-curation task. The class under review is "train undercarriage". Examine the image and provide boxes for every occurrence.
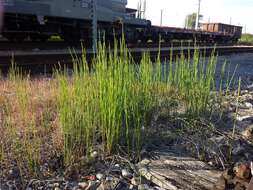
[1,12,240,46]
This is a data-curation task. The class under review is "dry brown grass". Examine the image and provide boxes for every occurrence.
[0,78,63,178]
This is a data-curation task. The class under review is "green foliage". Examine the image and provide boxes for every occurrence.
[239,34,253,44]
[57,40,224,165]
[184,13,203,29]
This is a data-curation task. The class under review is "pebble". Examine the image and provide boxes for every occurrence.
[105,176,113,181]
[244,102,253,109]
[53,183,60,187]
[78,182,88,189]
[241,90,249,95]
[96,173,103,180]
[122,169,132,178]
[242,125,253,138]
[131,177,139,186]
[115,164,120,168]
[90,151,98,159]
[235,163,251,179]
[236,115,253,122]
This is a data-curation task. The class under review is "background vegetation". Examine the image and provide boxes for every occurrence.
[239,33,253,45]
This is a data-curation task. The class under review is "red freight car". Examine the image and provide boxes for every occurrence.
[202,23,242,39]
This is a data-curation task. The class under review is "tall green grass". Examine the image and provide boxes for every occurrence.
[57,41,225,164]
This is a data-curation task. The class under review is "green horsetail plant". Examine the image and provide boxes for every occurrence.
[57,39,161,164]
[57,39,230,165]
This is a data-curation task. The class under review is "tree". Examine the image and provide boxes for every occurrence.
[184,13,203,29]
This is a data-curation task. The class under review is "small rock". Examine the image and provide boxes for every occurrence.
[78,182,88,189]
[235,163,252,180]
[251,162,253,175]
[139,159,151,165]
[115,164,120,168]
[236,115,253,122]
[122,169,132,178]
[242,125,253,139]
[53,183,60,187]
[96,173,104,180]
[105,176,113,181]
[90,151,98,159]
[131,177,139,186]
[129,184,136,189]
[241,90,249,95]
[244,102,253,109]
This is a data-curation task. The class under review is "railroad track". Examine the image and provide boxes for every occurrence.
[0,40,235,51]
[0,45,253,74]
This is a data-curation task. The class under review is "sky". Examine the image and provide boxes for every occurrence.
[127,0,253,34]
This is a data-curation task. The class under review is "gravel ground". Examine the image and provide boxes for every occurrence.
[215,53,253,88]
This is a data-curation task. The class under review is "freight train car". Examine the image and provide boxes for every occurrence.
[147,23,242,44]
[0,0,242,45]
[202,23,243,43]
[1,0,149,43]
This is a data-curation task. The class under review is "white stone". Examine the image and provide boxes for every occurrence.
[122,169,132,178]
[236,115,253,122]
[244,102,253,109]
[115,164,120,167]
[90,151,98,158]
[251,162,253,175]
[96,173,103,180]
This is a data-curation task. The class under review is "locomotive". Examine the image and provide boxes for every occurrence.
[1,0,242,45]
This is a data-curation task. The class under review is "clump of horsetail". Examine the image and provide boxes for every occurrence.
[57,39,228,165]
